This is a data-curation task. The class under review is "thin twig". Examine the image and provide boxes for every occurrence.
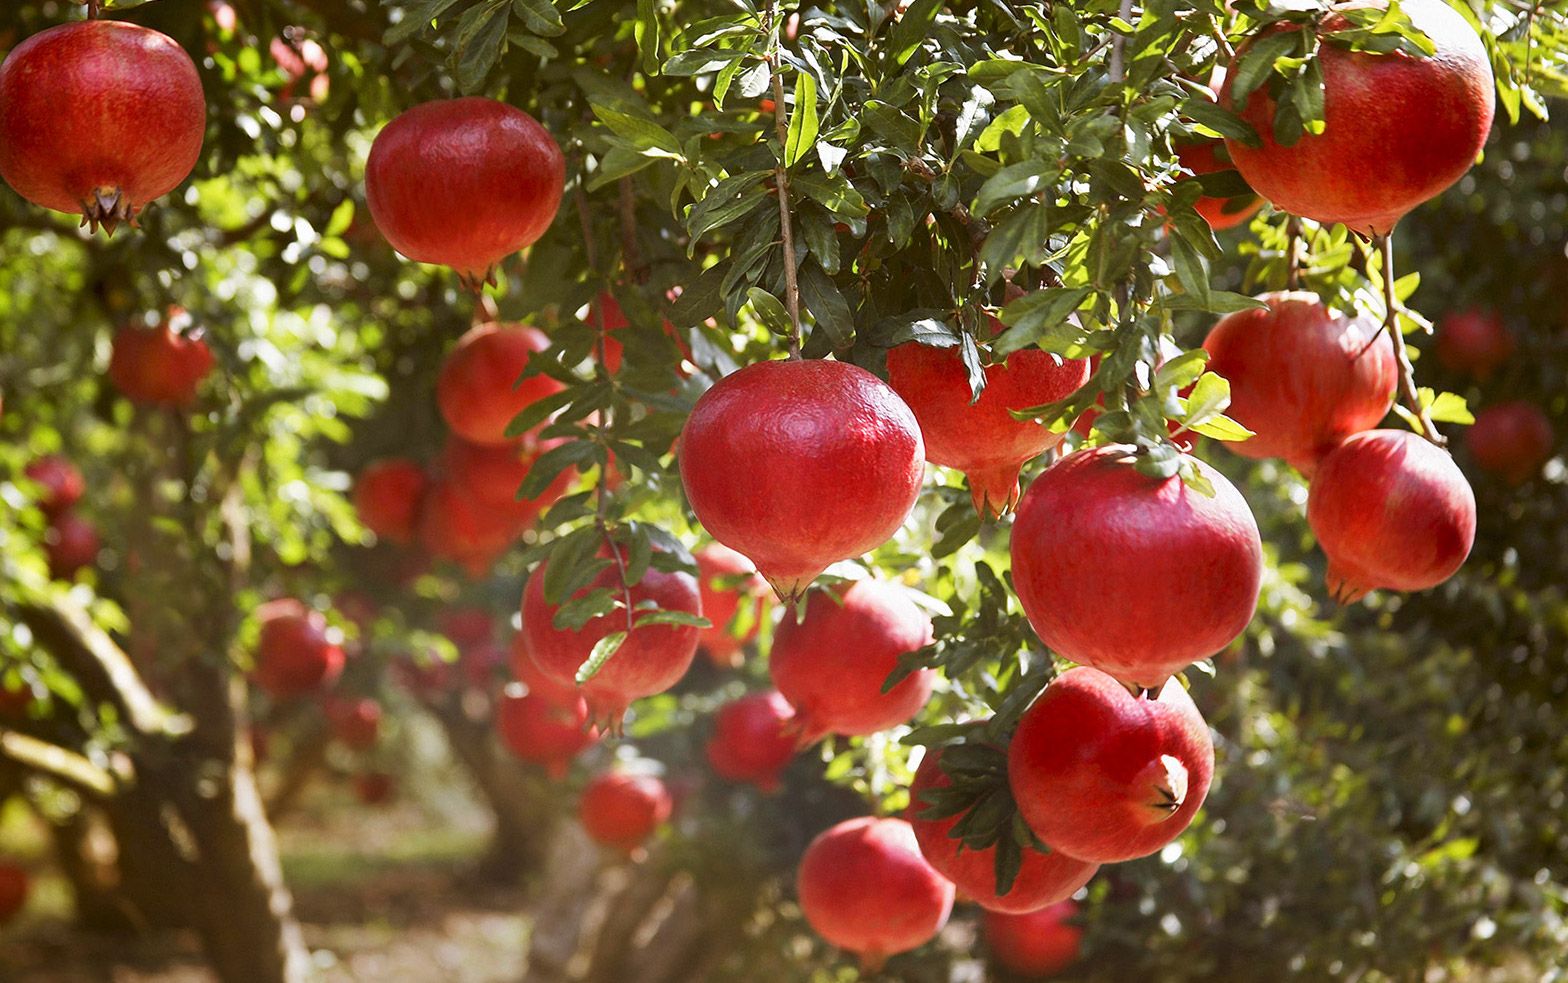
[1284,216,1302,290]
[766,0,803,357]
[617,178,646,284]
[1377,233,1443,445]
[1109,0,1134,82]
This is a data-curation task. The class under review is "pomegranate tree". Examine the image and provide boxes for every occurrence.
[0,862,28,924]
[353,458,428,545]
[578,770,673,853]
[1435,308,1514,379]
[252,600,345,699]
[1467,401,1554,486]
[107,317,216,407]
[24,455,84,517]
[705,691,798,792]
[496,687,598,778]
[436,323,564,447]
[694,543,768,667]
[983,901,1084,978]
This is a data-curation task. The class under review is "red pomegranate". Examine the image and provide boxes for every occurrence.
[1203,292,1396,473]
[45,513,100,580]
[25,455,84,517]
[365,97,564,289]
[1009,668,1214,863]
[908,751,1098,913]
[521,547,701,728]
[0,682,32,719]
[0,21,206,233]
[107,317,216,406]
[1010,445,1262,688]
[439,606,494,648]
[984,901,1084,978]
[593,291,691,374]
[441,437,573,519]
[1176,140,1262,231]
[0,862,29,924]
[1222,0,1494,236]
[680,359,924,600]
[436,323,564,447]
[496,687,598,778]
[578,770,673,853]
[886,339,1089,517]
[460,641,507,690]
[353,772,396,806]
[1467,401,1554,485]
[416,479,527,575]
[509,631,586,707]
[769,579,935,745]
[353,458,428,545]
[694,543,768,668]
[1307,429,1476,603]
[325,696,382,750]
[1435,308,1514,378]
[797,817,955,971]
[253,600,345,699]
[706,690,798,792]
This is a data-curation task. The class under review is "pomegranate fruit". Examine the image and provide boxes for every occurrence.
[0,682,31,719]
[0,862,29,924]
[706,690,798,792]
[365,97,564,289]
[886,339,1089,517]
[353,458,428,545]
[769,579,935,745]
[107,316,215,406]
[908,751,1099,913]
[984,901,1084,978]
[1202,292,1396,472]
[1222,0,1494,236]
[353,772,395,806]
[694,543,768,667]
[325,696,381,750]
[0,20,206,233]
[578,770,673,853]
[45,513,100,580]
[1009,667,1214,863]
[680,359,924,599]
[1435,308,1514,379]
[797,817,955,971]
[1176,140,1262,231]
[496,687,598,778]
[1010,445,1262,688]
[441,436,573,519]
[1307,429,1476,602]
[416,479,527,574]
[253,600,345,699]
[460,641,507,690]
[439,606,494,648]
[25,455,84,516]
[1467,401,1554,485]
[437,323,564,447]
[509,631,586,707]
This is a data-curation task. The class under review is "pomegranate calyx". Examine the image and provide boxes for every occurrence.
[81,187,138,236]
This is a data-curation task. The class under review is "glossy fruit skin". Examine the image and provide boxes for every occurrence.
[706,690,798,792]
[908,752,1098,913]
[0,21,205,232]
[694,543,768,667]
[1176,140,1262,231]
[353,458,428,545]
[886,341,1089,517]
[0,862,29,924]
[1222,0,1494,236]
[45,513,100,580]
[509,631,586,707]
[769,580,935,745]
[983,901,1084,978]
[1203,292,1396,473]
[25,455,84,517]
[578,771,673,852]
[1009,668,1215,863]
[437,323,564,447]
[441,437,572,518]
[1308,429,1476,603]
[496,688,598,779]
[1435,308,1514,378]
[365,97,564,287]
[1010,445,1263,688]
[253,601,345,699]
[1467,402,1554,486]
[325,696,381,750]
[107,321,215,406]
[797,817,955,971]
[680,359,924,599]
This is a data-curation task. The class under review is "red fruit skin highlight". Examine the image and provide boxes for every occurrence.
[694,543,768,667]
[354,458,428,545]
[496,688,597,779]
[1435,308,1514,379]
[983,900,1084,978]
[1467,401,1554,486]
[578,771,673,852]
[108,321,215,406]
[1010,445,1262,688]
[253,601,345,699]
[437,323,564,447]
[1008,668,1215,864]
[0,863,29,924]
[706,690,798,792]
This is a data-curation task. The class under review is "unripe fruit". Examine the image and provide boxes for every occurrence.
[886,340,1089,517]
[107,318,216,406]
[25,455,84,517]
[797,817,955,972]
[680,359,924,600]
[353,458,428,545]
[365,97,564,289]
[1307,429,1476,602]
[0,862,29,924]
[578,770,673,853]
[1467,401,1554,486]
[496,687,598,778]
[0,21,206,233]
[353,772,395,806]
[983,901,1084,978]
[1176,140,1262,231]
[1435,308,1514,378]
[706,690,797,792]
[437,323,564,447]
[769,580,935,745]
[509,631,586,707]
[1009,668,1214,863]
[325,696,381,750]
[45,513,100,580]
[1010,445,1262,688]
[441,437,573,519]
[1203,292,1396,473]
[253,600,345,699]
[694,543,768,668]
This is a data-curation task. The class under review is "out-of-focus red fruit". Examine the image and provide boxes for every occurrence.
[1009,668,1214,863]
[1307,429,1476,603]
[460,641,507,690]
[0,862,30,924]
[416,479,525,575]
[578,770,673,853]
[0,21,206,233]
[1203,292,1396,473]
[107,317,216,406]
[253,600,345,699]
[496,687,598,778]
[353,772,395,806]
[908,751,1098,913]
[1222,0,1494,236]
[439,606,494,649]
[1010,445,1262,688]
[441,437,573,520]
[1176,140,1262,231]
[984,901,1084,978]
[394,650,454,697]
[1467,401,1554,486]
[509,631,585,707]
[436,323,564,447]
[706,691,797,792]
[797,817,955,972]
[365,97,564,289]
[769,580,935,745]
[593,292,691,374]
[25,455,84,517]
[679,359,924,600]
[325,696,381,750]
[45,513,100,580]
[694,543,768,668]
[1435,308,1514,379]
[0,681,32,719]
[353,458,428,545]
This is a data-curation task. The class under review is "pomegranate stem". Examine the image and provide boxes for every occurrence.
[86,0,101,19]
[1377,233,1443,446]
[766,0,803,359]
[1284,215,1302,290]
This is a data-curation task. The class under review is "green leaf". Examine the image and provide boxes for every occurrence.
[1179,372,1234,433]
[797,262,854,349]
[575,631,627,684]
[785,72,819,168]
[512,0,565,36]
[593,105,683,158]
[747,287,793,336]
[634,609,712,629]
[887,0,942,66]
[453,0,511,94]
[1424,390,1475,425]
[386,0,465,45]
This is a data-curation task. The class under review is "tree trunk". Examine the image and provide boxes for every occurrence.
[46,807,138,933]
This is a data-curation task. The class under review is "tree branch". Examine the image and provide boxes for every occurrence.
[1377,233,1442,445]
[0,729,120,797]
[766,1,803,357]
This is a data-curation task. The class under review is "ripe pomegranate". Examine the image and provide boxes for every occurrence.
[460,641,507,690]
[253,600,345,699]
[578,771,673,853]
[107,316,216,406]
[496,687,598,778]
[1307,429,1476,602]
[325,696,381,750]
[439,606,494,648]
[45,513,100,580]
[908,751,1098,913]
[886,339,1089,517]
[1222,0,1494,235]
[1009,668,1214,863]
[706,690,798,792]
[353,458,428,545]
[797,817,955,971]
[694,543,768,668]
[509,631,586,707]
[437,323,564,447]
[0,862,29,924]
[441,437,573,519]
[1010,445,1262,688]
[365,97,564,289]
[1435,308,1514,378]
[1203,292,1396,473]
[1176,140,1262,231]
[416,479,527,575]
[25,455,84,517]
[680,359,924,599]
[0,21,206,233]
[521,547,701,727]
[353,772,395,806]
[769,580,935,745]
[1467,401,1554,485]
[984,901,1084,978]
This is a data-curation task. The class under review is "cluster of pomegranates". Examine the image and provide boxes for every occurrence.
[1434,309,1556,487]
[25,455,100,582]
